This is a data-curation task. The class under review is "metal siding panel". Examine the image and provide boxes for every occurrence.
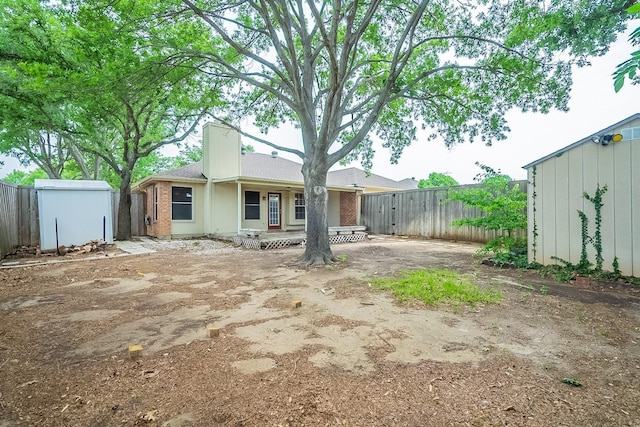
[540,160,557,265]
[632,140,640,277]
[612,140,633,275]
[581,141,600,264]
[527,170,536,263]
[597,143,616,271]
[555,153,571,261]
[567,148,584,265]
[38,188,113,250]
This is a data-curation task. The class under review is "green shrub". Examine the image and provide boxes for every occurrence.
[448,164,527,266]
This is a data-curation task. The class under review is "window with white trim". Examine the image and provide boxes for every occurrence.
[621,126,640,141]
[294,192,305,220]
[245,191,260,220]
[153,186,158,221]
[171,186,193,220]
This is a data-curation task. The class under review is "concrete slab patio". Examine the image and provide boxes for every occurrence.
[114,240,156,255]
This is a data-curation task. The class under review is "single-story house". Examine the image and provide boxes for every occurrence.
[523,113,640,277]
[133,122,417,239]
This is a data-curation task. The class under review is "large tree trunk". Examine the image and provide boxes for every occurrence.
[67,142,91,180]
[116,171,132,241]
[301,160,335,266]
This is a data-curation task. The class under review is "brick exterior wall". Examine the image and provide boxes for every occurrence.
[144,181,172,239]
[339,191,357,226]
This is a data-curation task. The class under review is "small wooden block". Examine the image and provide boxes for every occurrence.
[208,327,220,338]
[128,344,143,359]
[292,300,302,308]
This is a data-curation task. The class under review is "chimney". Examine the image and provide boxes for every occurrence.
[202,122,241,179]
[271,151,278,158]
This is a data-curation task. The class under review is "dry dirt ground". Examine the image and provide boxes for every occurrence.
[0,236,639,427]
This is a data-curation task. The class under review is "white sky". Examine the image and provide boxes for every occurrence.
[2,26,639,184]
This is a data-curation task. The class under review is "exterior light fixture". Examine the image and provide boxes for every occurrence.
[591,134,623,146]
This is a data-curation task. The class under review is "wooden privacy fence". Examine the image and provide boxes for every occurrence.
[111,191,145,239]
[0,182,38,259]
[0,181,145,258]
[361,180,527,243]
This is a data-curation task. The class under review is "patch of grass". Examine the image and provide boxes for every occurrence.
[539,285,549,295]
[578,310,586,322]
[370,269,501,306]
[337,254,347,263]
[562,377,582,387]
[193,241,200,246]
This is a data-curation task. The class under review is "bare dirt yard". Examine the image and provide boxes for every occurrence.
[0,235,639,427]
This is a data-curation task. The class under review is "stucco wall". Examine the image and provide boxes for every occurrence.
[171,182,206,238]
[328,191,341,227]
[285,190,306,229]
[527,117,640,277]
[237,187,297,231]
[211,182,239,235]
[203,122,241,180]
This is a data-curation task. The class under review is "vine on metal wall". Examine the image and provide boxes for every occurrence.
[548,184,629,282]
[531,165,538,262]
[576,210,591,273]
[583,184,608,272]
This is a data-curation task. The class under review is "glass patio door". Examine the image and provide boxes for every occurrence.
[268,193,281,229]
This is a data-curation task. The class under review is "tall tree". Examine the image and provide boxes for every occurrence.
[151,0,633,265]
[52,1,223,239]
[1,0,223,239]
[418,173,458,188]
[0,0,91,179]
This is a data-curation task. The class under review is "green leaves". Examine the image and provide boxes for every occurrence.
[418,173,458,188]
[448,163,527,263]
[613,3,640,92]
[628,2,640,14]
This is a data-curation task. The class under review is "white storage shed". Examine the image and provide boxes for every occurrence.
[35,179,114,250]
[523,113,640,277]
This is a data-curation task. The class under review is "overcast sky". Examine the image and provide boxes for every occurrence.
[2,26,639,184]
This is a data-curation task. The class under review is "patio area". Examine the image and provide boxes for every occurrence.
[232,226,367,250]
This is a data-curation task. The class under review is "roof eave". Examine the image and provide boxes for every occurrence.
[132,175,207,190]
[213,176,360,191]
[522,112,640,170]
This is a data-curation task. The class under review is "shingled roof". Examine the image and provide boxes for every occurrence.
[151,162,206,181]
[137,152,416,191]
[240,153,304,182]
[327,167,417,190]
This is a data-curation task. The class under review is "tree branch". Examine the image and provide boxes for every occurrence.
[212,116,304,158]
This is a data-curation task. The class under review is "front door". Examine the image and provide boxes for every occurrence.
[268,193,281,230]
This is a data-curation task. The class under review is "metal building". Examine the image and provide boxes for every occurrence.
[35,179,113,250]
[523,113,640,277]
